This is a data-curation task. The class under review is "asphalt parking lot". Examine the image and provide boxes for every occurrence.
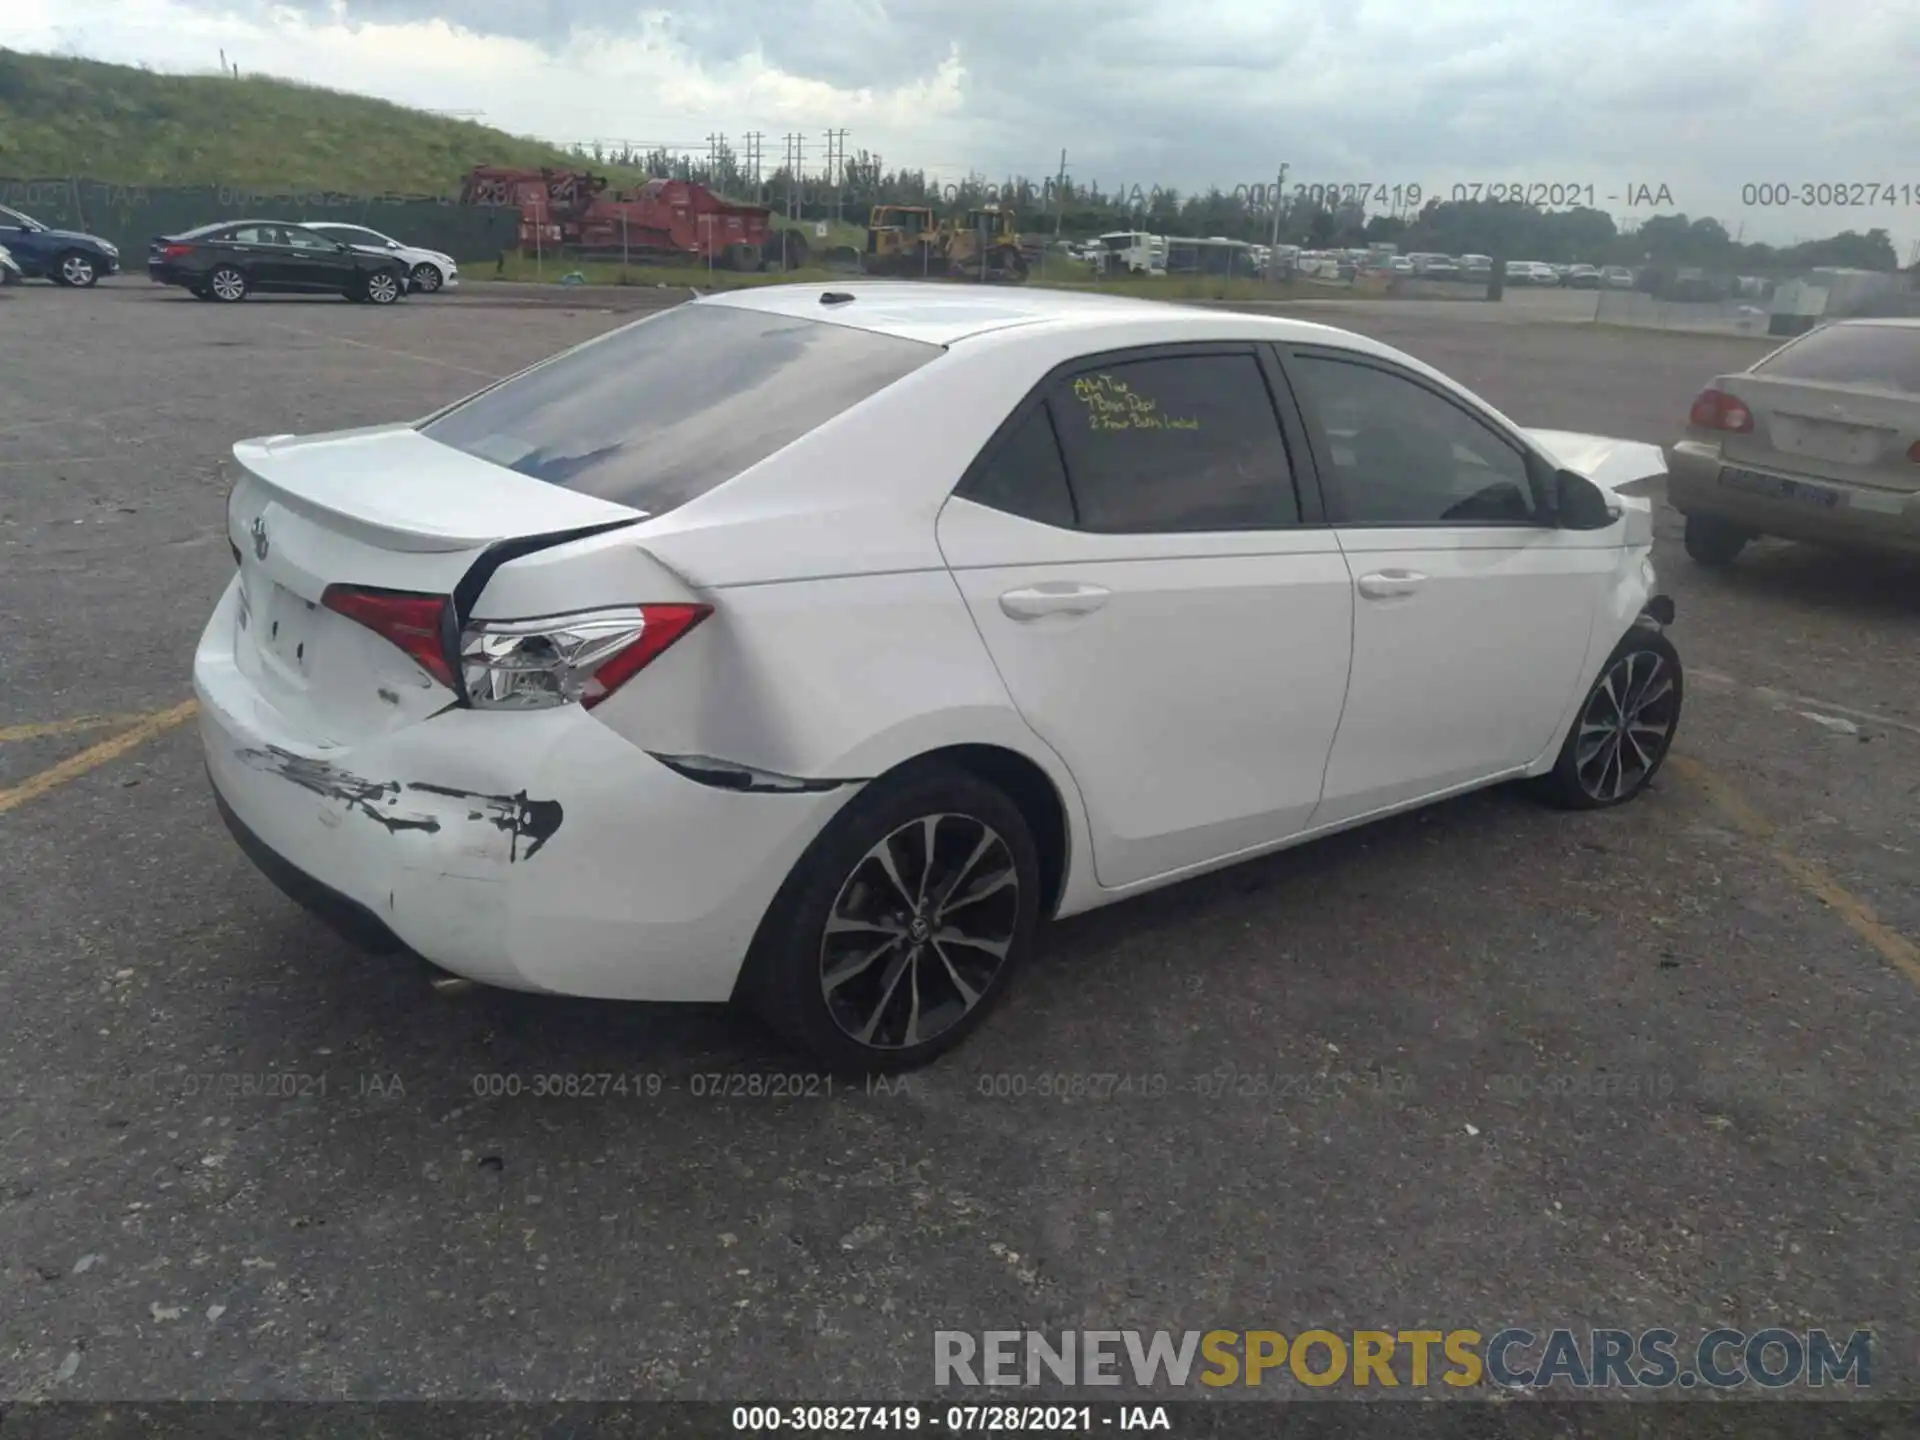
[3,278,1918,1404]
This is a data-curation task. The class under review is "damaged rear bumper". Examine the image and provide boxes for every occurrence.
[194,590,856,1002]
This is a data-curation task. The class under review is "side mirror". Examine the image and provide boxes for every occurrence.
[1555,469,1622,530]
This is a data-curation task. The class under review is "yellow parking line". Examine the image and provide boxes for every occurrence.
[0,701,199,816]
[1671,754,1920,988]
[0,713,157,745]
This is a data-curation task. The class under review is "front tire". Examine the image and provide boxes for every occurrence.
[1683,513,1750,566]
[408,262,443,293]
[208,266,248,302]
[1535,628,1683,810]
[742,763,1041,1074]
[56,250,100,287]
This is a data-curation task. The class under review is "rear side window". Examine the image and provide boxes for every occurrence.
[420,303,941,514]
[1756,323,1920,394]
[957,404,1076,527]
[1046,353,1300,532]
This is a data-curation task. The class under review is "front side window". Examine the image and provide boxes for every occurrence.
[420,302,941,515]
[1046,352,1301,532]
[1285,354,1539,526]
[285,228,339,251]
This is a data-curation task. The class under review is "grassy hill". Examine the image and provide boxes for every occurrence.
[0,48,634,193]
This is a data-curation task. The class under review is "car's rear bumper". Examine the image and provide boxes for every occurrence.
[194,578,854,1001]
[1669,440,1920,555]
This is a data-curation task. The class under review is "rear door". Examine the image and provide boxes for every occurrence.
[225,225,303,290]
[1715,322,1920,503]
[1276,345,1612,824]
[938,343,1353,890]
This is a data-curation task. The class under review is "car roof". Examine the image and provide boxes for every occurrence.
[695,281,1406,353]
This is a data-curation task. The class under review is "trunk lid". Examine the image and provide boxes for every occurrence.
[1712,375,1920,493]
[225,424,647,743]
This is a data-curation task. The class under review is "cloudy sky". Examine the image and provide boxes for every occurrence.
[6,0,1919,252]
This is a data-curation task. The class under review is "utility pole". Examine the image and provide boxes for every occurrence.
[1267,162,1289,280]
[1052,148,1068,240]
[705,132,725,184]
[824,127,849,225]
[743,132,762,203]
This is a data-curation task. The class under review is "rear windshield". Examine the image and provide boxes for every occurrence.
[1756,323,1920,394]
[419,302,941,514]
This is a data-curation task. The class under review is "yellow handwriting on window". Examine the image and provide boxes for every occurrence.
[1070,373,1201,432]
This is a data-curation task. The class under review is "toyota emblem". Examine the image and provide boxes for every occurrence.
[250,515,270,561]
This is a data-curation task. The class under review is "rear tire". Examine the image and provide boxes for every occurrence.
[208,266,248,302]
[740,762,1041,1074]
[1683,513,1750,566]
[1533,628,1683,811]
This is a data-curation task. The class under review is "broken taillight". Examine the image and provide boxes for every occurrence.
[458,604,710,711]
[321,585,457,688]
[1688,387,1753,433]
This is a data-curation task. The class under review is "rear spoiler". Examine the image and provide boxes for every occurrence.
[1522,429,1667,497]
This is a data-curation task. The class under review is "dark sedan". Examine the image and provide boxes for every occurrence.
[147,221,409,304]
[0,203,121,286]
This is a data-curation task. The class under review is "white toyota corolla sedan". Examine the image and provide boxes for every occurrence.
[195,283,1681,1071]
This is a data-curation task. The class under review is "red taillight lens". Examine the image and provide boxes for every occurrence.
[579,604,710,709]
[1908,440,1920,464]
[1688,387,1752,432]
[321,585,456,688]
[161,244,194,261]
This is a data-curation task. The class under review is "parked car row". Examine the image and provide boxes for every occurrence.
[0,201,458,302]
[146,219,459,303]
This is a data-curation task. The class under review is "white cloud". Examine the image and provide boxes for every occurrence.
[3,0,1917,254]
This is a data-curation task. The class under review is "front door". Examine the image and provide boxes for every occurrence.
[1277,347,1614,824]
[283,226,360,291]
[939,344,1353,890]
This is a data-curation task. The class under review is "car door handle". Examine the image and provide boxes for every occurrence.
[1356,570,1427,599]
[998,582,1112,620]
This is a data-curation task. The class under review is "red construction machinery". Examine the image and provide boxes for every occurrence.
[460,165,808,271]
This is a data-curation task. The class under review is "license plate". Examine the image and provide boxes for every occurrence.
[1718,466,1843,509]
[254,578,323,676]
[1770,415,1889,466]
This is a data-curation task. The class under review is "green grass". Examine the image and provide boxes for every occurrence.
[0,48,647,192]
[486,253,847,288]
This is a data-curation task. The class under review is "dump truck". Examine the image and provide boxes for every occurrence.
[460,166,807,271]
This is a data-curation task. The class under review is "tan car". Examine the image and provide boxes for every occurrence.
[1668,318,1920,563]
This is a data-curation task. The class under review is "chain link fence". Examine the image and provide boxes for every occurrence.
[0,179,521,265]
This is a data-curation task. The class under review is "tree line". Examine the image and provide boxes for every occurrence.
[571,140,1904,277]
